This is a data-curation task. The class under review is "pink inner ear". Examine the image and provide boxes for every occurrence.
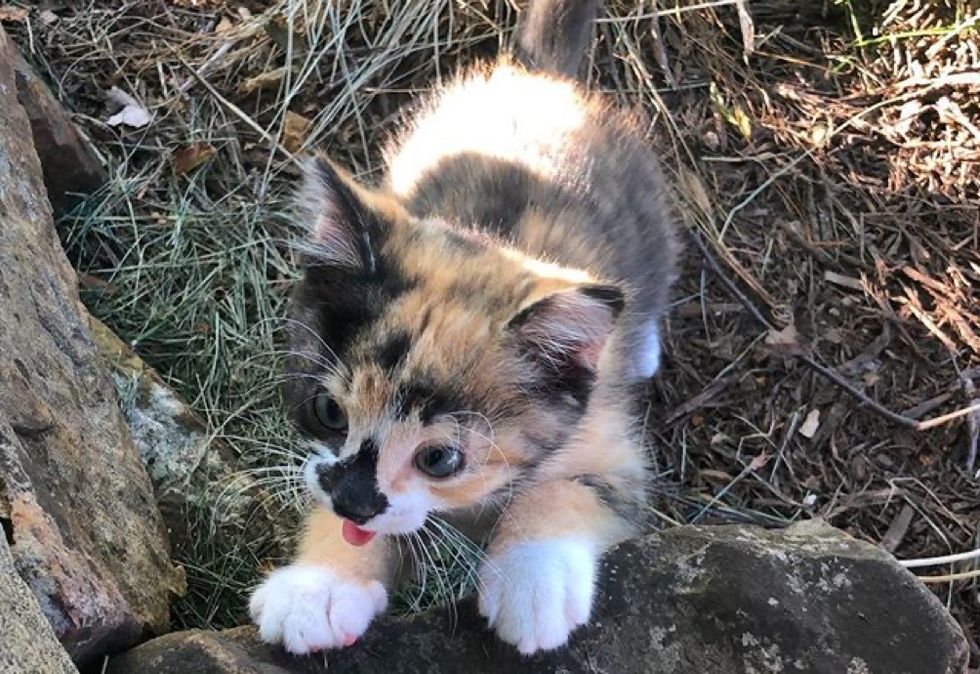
[295,156,366,269]
[311,213,361,268]
[516,288,619,372]
[575,334,608,371]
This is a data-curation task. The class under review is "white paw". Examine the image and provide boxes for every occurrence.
[478,537,597,655]
[249,565,387,654]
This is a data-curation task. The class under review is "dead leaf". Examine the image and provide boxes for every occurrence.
[106,87,151,128]
[77,272,116,296]
[283,111,311,153]
[799,409,821,439]
[239,66,290,96]
[172,143,215,176]
[39,9,57,25]
[764,323,806,357]
[735,0,755,59]
[678,166,713,218]
[214,15,234,33]
[0,5,28,22]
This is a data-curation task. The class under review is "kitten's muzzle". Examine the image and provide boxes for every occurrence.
[316,456,389,526]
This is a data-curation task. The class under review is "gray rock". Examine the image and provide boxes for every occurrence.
[108,521,968,674]
[11,44,105,216]
[0,534,78,674]
[0,26,184,666]
[89,315,287,566]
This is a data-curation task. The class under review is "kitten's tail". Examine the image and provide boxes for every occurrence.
[513,0,600,78]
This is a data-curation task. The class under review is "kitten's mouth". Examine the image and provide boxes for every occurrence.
[341,519,377,546]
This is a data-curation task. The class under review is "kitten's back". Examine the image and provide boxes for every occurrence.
[383,1,678,379]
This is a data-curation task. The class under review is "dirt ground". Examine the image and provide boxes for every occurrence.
[7,0,979,659]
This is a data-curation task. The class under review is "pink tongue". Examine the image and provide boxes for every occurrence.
[342,520,376,546]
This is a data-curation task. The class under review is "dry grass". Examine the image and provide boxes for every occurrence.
[9,0,979,655]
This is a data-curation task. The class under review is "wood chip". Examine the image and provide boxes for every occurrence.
[824,270,864,292]
[799,408,821,439]
[880,504,915,553]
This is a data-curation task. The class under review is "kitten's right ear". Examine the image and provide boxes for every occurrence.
[508,283,625,374]
[296,156,378,273]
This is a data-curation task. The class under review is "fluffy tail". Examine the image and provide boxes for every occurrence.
[514,0,600,78]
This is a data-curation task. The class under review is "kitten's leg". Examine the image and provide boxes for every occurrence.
[249,508,392,654]
[478,478,634,654]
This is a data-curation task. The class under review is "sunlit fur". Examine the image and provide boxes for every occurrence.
[253,0,678,655]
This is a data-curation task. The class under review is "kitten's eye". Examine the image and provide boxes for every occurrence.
[313,392,347,432]
[414,444,463,478]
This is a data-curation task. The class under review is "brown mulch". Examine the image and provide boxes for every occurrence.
[5,0,979,654]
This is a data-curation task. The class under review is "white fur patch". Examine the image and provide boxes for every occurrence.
[249,565,387,654]
[387,65,587,196]
[478,537,597,654]
[303,454,335,509]
[637,319,662,378]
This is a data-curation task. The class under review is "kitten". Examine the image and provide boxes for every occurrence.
[250,0,678,656]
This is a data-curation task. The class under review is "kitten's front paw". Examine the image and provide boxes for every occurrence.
[249,565,387,654]
[478,537,597,654]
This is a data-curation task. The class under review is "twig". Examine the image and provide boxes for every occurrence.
[899,547,980,569]
[690,227,978,433]
[916,402,980,432]
[595,0,742,21]
[962,375,979,473]
[648,12,677,88]
[691,453,769,524]
[799,355,919,429]
[915,568,980,584]
[719,152,810,241]
[173,51,303,169]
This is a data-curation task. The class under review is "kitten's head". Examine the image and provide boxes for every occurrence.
[284,156,624,536]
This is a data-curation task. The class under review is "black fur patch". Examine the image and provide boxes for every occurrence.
[377,331,412,372]
[443,229,487,255]
[394,379,457,423]
[580,284,626,316]
[318,438,389,525]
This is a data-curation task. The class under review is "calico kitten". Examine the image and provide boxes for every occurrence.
[250,0,678,655]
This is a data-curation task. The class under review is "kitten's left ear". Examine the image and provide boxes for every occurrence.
[508,284,625,373]
[296,155,381,273]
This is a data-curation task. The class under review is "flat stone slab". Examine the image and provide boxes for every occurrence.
[108,520,968,674]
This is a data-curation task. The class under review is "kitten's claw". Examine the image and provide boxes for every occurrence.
[478,537,597,655]
[249,565,387,654]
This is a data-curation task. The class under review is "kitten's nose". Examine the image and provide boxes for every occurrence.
[330,487,388,525]
[316,440,389,525]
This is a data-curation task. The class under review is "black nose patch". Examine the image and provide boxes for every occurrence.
[317,439,389,525]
